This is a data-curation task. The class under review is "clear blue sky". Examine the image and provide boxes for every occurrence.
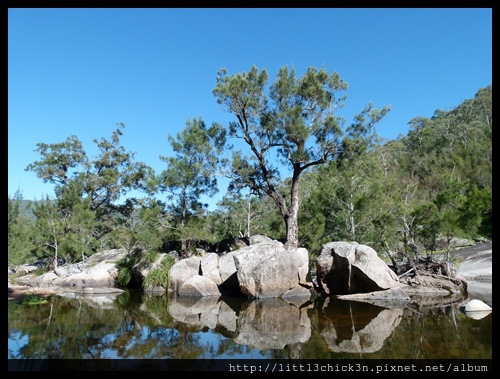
[8,8,492,208]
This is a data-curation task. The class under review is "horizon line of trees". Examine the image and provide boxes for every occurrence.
[8,65,491,268]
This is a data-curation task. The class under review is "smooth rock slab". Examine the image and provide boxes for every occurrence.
[460,299,492,312]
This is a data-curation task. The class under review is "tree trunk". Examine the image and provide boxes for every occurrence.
[53,247,58,271]
[246,193,252,237]
[348,201,356,241]
[284,174,300,250]
[285,215,299,250]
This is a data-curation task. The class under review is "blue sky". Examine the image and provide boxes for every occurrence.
[8,8,492,209]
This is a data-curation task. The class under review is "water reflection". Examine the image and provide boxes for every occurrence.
[170,296,313,349]
[317,298,405,354]
[8,289,492,360]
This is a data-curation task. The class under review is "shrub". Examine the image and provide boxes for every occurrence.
[144,255,176,290]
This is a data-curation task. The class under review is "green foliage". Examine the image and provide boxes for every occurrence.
[132,199,169,253]
[116,266,133,288]
[25,123,155,249]
[10,78,491,267]
[142,295,174,325]
[144,255,176,290]
[296,85,491,257]
[213,64,390,248]
[158,117,225,219]
[389,86,491,256]
[410,201,441,252]
[142,249,160,266]
[30,196,65,265]
[8,190,35,266]
[457,185,491,238]
[115,253,138,288]
[21,295,49,306]
[158,117,226,250]
[209,192,283,241]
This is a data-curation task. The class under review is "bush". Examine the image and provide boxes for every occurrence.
[144,255,176,290]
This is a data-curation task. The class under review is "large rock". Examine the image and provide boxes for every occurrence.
[177,275,221,297]
[55,260,121,288]
[167,240,313,299]
[234,241,313,299]
[249,234,275,245]
[455,244,492,280]
[290,247,311,286]
[316,241,401,296]
[13,240,490,303]
[169,256,201,293]
[200,253,222,285]
[17,249,129,290]
[217,252,243,296]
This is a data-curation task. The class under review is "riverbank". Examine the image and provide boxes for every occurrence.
[9,242,492,302]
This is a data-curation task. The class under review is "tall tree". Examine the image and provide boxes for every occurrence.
[213,65,390,249]
[25,123,155,251]
[31,196,66,270]
[26,123,154,215]
[158,117,226,249]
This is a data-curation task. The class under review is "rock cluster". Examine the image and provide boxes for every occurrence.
[12,237,487,303]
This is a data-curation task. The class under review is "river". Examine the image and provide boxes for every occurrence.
[8,286,492,370]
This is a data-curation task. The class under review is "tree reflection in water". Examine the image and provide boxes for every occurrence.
[7,289,492,360]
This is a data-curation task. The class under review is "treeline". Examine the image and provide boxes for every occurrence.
[8,67,491,267]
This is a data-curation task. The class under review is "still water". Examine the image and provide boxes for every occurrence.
[8,286,492,364]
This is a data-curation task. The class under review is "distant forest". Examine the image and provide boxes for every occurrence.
[8,78,491,267]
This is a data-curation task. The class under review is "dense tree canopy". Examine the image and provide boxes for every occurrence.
[22,123,156,261]
[213,65,390,248]
[158,117,226,248]
[9,74,491,269]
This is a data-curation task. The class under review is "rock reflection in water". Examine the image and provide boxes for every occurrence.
[58,291,125,309]
[166,294,406,354]
[8,289,492,360]
[316,298,404,354]
[168,295,221,329]
[168,296,313,350]
[233,298,312,349]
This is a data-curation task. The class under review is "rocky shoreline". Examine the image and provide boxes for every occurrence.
[8,242,492,303]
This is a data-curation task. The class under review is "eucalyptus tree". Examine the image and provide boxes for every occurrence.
[158,117,226,249]
[30,196,66,269]
[433,176,479,256]
[213,65,390,249]
[211,191,280,240]
[367,140,412,261]
[211,193,253,239]
[398,86,492,245]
